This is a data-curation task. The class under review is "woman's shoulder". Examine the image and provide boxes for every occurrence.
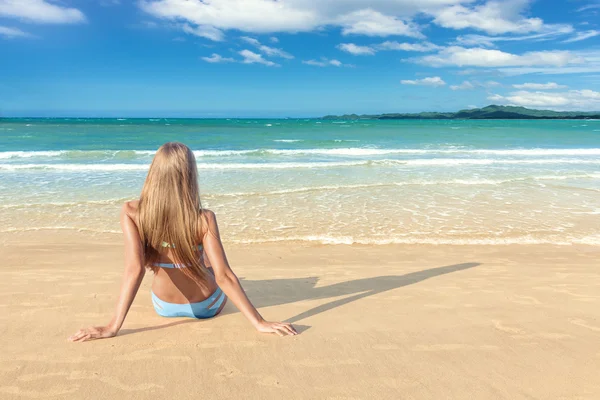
[122,200,140,219]
[198,208,217,238]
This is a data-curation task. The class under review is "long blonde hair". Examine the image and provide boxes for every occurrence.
[138,142,209,283]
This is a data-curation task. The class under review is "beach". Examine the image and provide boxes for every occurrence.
[1,231,599,399]
[1,118,599,399]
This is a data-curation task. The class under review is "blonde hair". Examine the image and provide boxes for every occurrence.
[138,142,209,283]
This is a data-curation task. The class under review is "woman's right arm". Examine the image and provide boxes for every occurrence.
[201,210,297,336]
[69,203,146,342]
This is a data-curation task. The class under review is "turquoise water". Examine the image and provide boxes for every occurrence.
[1,118,599,245]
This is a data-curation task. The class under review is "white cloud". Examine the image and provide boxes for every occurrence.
[562,30,600,43]
[336,9,423,38]
[414,46,584,68]
[450,81,476,90]
[431,0,554,35]
[576,3,600,12]
[182,23,224,41]
[269,36,279,43]
[512,82,567,90]
[339,40,439,56]
[486,80,501,87]
[377,41,440,52]
[139,0,468,40]
[450,80,500,90]
[488,89,600,110]
[201,53,235,63]
[140,0,316,37]
[138,0,583,46]
[0,0,86,24]
[303,58,346,67]
[0,25,32,38]
[337,43,375,55]
[240,36,293,59]
[498,50,600,75]
[455,26,573,47]
[239,49,279,66]
[401,76,446,86]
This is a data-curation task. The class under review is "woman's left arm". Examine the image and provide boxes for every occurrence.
[69,204,146,342]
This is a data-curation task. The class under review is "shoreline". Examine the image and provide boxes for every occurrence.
[2,229,600,249]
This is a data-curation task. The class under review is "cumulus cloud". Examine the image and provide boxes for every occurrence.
[201,53,235,63]
[512,82,567,90]
[302,58,346,67]
[137,0,495,41]
[336,9,423,38]
[0,25,32,38]
[240,36,293,59]
[401,76,446,86]
[0,0,86,24]
[239,49,279,66]
[337,43,376,55]
[431,0,550,35]
[414,46,584,68]
[488,89,600,110]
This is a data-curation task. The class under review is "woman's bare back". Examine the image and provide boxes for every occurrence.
[123,200,219,304]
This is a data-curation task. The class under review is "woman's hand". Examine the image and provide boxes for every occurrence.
[68,325,117,342]
[255,320,298,336]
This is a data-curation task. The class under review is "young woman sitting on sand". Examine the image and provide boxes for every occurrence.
[69,142,297,342]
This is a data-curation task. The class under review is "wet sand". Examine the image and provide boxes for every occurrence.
[1,231,599,399]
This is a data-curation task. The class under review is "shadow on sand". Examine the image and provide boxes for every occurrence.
[235,262,481,323]
[121,262,480,336]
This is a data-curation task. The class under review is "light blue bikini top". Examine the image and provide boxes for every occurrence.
[154,242,204,269]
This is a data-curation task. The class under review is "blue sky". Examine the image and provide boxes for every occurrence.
[1,0,600,117]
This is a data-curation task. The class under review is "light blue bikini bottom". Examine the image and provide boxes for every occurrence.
[151,287,226,319]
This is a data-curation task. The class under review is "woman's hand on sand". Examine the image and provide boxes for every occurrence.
[68,326,117,342]
[256,320,297,336]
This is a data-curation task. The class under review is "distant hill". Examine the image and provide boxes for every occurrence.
[322,105,600,120]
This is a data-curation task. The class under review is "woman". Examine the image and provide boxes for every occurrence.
[69,142,297,341]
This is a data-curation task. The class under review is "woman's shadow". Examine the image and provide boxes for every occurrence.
[120,262,479,336]
[235,262,480,326]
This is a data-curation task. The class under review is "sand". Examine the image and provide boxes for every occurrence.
[1,231,599,400]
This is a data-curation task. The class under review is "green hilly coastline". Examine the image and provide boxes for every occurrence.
[323,105,600,120]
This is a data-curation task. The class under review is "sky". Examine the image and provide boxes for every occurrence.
[1,0,600,117]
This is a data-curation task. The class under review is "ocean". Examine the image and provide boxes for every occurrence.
[1,118,599,245]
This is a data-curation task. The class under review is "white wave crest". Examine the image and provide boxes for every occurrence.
[232,234,600,246]
[2,147,600,160]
